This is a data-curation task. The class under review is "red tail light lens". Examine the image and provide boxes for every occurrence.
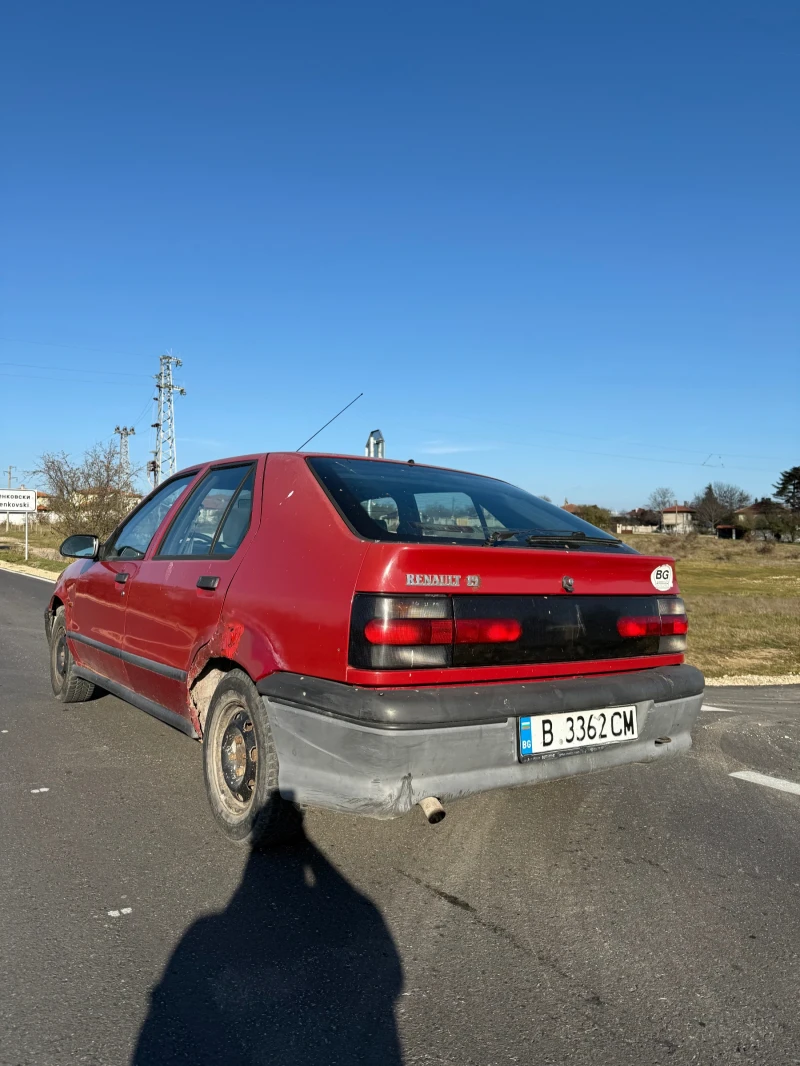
[455,619,522,644]
[659,616,688,636]
[616,616,661,638]
[364,618,454,645]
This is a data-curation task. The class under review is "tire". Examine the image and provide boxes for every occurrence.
[49,607,96,704]
[202,669,302,847]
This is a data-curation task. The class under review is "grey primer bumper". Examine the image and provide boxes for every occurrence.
[257,665,705,819]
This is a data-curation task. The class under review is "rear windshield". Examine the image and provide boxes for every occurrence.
[308,457,635,553]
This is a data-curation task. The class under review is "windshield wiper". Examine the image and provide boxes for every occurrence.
[484,528,547,546]
[484,528,621,547]
[524,531,622,547]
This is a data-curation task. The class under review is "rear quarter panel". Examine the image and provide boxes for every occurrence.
[222,453,369,683]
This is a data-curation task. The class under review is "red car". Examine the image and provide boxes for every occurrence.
[46,453,704,845]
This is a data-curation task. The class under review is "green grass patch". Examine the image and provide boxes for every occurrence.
[0,550,69,574]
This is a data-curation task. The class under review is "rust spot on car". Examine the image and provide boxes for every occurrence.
[222,622,245,658]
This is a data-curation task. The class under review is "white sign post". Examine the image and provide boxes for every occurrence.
[0,490,37,561]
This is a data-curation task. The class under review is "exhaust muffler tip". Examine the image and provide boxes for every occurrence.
[418,796,446,825]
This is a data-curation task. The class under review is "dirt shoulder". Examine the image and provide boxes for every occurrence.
[0,558,57,582]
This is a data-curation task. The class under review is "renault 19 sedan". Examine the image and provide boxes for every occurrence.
[46,453,704,845]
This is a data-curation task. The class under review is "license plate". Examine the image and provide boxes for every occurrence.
[518,706,638,760]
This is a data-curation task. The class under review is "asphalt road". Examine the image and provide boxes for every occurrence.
[1,568,799,1066]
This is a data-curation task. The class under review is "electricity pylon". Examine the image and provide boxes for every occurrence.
[114,426,135,478]
[148,353,186,486]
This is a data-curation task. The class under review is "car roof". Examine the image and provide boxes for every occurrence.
[172,452,503,482]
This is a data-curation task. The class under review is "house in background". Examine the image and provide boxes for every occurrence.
[615,508,661,535]
[735,499,775,527]
[661,504,696,533]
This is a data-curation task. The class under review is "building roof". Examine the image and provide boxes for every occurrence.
[736,499,778,515]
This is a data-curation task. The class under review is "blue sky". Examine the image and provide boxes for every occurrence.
[1,1,797,511]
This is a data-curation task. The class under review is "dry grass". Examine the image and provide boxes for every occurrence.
[620,533,800,567]
[621,534,800,678]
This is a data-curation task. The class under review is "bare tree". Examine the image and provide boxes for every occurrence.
[712,482,751,515]
[691,482,749,532]
[31,441,143,540]
[648,487,675,529]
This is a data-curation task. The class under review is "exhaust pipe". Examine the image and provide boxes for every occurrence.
[418,796,446,825]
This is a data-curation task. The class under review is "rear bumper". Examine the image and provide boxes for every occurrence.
[258,665,704,818]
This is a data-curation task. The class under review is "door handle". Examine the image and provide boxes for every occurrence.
[197,575,220,590]
[115,572,129,584]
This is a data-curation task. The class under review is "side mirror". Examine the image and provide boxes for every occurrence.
[60,534,100,560]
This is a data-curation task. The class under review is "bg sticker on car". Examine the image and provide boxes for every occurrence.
[651,564,674,591]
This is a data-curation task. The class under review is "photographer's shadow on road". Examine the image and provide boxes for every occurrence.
[132,825,404,1066]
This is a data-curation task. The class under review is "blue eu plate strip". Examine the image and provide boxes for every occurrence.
[518,716,533,758]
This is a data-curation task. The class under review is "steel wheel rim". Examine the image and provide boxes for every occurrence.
[212,699,258,817]
[54,631,67,683]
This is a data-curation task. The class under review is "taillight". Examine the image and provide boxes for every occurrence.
[350,594,688,671]
[455,618,522,644]
[350,595,522,669]
[351,596,454,668]
[364,618,453,645]
[616,616,661,638]
[657,596,688,652]
[615,598,687,652]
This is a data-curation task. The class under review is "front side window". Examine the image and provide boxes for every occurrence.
[105,474,197,560]
[308,456,634,553]
[157,465,255,557]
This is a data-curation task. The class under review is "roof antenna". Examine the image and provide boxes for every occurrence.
[296,392,364,452]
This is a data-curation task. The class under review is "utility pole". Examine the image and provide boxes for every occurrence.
[114,426,135,479]
[5,465,16,532]
[148,353,186,486]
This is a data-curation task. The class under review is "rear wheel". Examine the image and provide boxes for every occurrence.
[49,607,96,703]
[202,669,302,847]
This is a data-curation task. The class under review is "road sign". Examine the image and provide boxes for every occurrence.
[0,489,37,513]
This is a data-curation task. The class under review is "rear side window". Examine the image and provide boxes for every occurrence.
[213,468,255,554]
[308,456,633,553]
[157,465,255,558]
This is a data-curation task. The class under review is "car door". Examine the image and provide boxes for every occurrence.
[68,473,198,685]
[121,461,261,718]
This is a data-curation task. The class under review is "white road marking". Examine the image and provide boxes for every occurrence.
[121,907,132,915]
[107,907,132,917]
[730,771,800,797]
[30,787,50,794]
[108,910,120,917]
[1,729,8,733]
[702,704,737,713]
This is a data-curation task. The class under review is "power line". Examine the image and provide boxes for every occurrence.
[0,371,150,388]
[0,336,151,360]
[442,412,785,463]
[0,361,151,379]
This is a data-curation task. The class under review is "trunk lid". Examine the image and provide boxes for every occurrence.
[349,543,685,684]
